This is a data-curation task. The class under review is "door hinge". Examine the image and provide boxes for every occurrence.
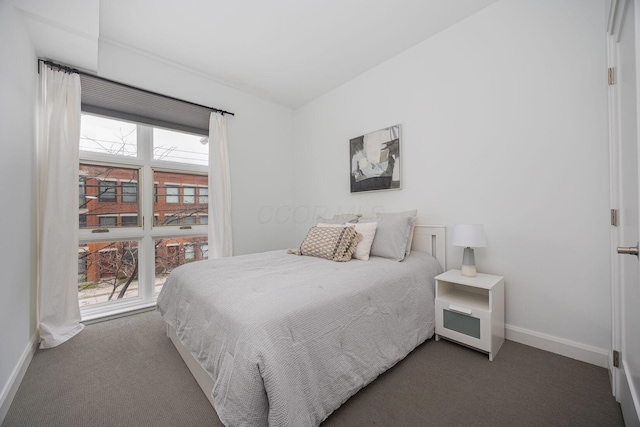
[613,350,620,368]
[608,67,616,85]
[611,209,618,226]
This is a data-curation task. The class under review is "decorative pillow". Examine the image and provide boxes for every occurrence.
[317,222,377,261]
[365,216,415,261]
[336,229,362,262]
[290,225,361,262]
[376,210,417,255]
[315,213,361,224]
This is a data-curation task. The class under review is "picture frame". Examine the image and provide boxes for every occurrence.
[350,124,401,193]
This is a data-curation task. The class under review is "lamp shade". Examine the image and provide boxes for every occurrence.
[452,224,487,248]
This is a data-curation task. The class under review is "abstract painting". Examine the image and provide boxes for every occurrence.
[350,124,401,193]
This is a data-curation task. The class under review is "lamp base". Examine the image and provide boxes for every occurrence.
[461,264,477,277]
[461,247,477,277]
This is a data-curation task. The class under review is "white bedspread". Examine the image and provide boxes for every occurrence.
[157,250,441,427]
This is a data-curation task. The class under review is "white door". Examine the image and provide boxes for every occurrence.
[609,1,640,425]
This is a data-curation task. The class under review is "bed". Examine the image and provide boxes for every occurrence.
[157,224,446,427]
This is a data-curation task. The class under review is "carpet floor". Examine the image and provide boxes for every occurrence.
[2,311,623,426]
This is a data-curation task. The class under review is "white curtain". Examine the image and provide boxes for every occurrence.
[37,64,84,348]
[208,112,233,258]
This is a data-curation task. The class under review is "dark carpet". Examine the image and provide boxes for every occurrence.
[2,311,623,426]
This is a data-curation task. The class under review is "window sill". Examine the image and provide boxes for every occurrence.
[81,298,158,324]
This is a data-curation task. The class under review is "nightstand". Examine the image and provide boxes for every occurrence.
[434,269,505,361]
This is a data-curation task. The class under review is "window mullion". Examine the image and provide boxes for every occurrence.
[139,125,154,302]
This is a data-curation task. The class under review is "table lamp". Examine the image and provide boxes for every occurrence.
[452,224,487,277]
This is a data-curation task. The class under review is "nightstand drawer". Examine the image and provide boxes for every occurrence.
[443,308,480,339]
[435,299,491,352]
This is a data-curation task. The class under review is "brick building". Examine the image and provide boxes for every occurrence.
[78,164,209,285]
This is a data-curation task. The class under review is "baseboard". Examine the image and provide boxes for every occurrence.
[0,331,39,424]
[505,324,609,369]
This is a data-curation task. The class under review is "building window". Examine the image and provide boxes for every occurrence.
[165,214,180,225]
[98,181,116,202]
[122,182,137,203]
[79,179,86,209]
[166,186,179,204]
[200,215,208,225]
[182,215,196,225]
[199,187,208,204]
[183,187,195,204]
[121,215,138,227]
[98,216,117,228]
[185,245,195,261]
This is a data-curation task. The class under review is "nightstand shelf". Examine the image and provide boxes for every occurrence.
[435,269,505,361]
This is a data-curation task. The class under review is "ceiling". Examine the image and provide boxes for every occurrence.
[13,0,499,108]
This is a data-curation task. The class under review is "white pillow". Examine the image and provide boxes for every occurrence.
[351,221,377,260]
[317,222,377,261]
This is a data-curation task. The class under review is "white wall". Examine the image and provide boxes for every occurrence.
[97,41,296,255]
[0,0,38,421]
[293,0,611,351]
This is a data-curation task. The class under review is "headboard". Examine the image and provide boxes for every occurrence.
[411,225,446,272]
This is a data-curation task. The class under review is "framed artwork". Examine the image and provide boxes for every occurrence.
[350,124,401,193]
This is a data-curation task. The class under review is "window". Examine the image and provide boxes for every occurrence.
[199,187,208,204]
[98,181,116,202]
[182,215,196,225]
[79,115,137,157]
[122,182,137,203]
[153,171,207,227]
[78,113,208,314]
[200,215,208,225]
[165,215,180,225]
[98,216,117,228]
[79,164,139,229]
[183,187,195,204]
[185,245,195,261]
[121,215,138,227]
[153,128,208,165]
[79,179,86,209]
[78,240,139,307]
[166,186,179,204]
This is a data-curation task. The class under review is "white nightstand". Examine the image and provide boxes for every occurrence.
[434,269,505,361]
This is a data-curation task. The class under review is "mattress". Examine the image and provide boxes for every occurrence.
[157,249,441,426]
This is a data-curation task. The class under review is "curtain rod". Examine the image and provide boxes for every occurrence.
[39,60,235,117]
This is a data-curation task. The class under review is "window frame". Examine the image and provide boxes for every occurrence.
[78,113,209,321]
